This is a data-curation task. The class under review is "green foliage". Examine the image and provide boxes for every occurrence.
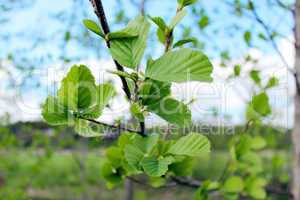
[149,16,167,32]
[223,176,244,193]
[42,65,115,137]
[250,70,261,86]
[146,48,213,83]
[170,10,187,30]
[110,15,150,69]
[198,15,210,30]
[147,97,192,127]
[178,0,198,8]
[234,65,241,76]
[100,133,211,187]
[244,31,252,46]
[251,92,271,117]
[167,133,210,156]
[173,37,198,48]
[265,76,279,89]
[83,19,105,38]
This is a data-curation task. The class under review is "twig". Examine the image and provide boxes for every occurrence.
[80,117,141,134]
[88,0,146,137]
[89,0,131,100]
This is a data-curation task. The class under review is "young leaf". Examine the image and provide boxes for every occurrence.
[245,177,267,199]
[110,15,150,69]
[234,65,241,76]
[244,31,252,46]
[167,133,210,156]
[157,28,166,44]
[141,156,173,177]
[251,92,271,117]
[146,48,213,83]
[198,15,209,30]
[250,70,261,86]
[106,147,124,168]
[124,144,144,169]
[130,103,145,122]
[101,162,123,187]
[169,158,194,176]
[107,30,138,40]
[74,119,102,137]
[251,136,266,150]
[223,176,244,193]
[138,79,171,106]
[169,9,187,30]
[265,76,279,89]
[83,19,105,38]
[178,0,198,8]
[132,134,160,154]
[173,37,197,48]
[42,96,73,125]
[82,83,116,119]
[58,65,97,111]
[149,16,167,31]
[147,97,191,127]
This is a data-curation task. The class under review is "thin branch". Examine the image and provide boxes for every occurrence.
[248,0,293,72]
[88,0,146,137]
[81,117,141,134]
[89,0,131,100]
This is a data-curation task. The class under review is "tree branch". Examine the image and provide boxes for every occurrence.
[89,0,131,100]
[88,0,146,137]
[80,117,142,134]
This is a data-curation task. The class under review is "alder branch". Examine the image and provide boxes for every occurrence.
[89,0,131,100]
[248,0,300,94]
[88,0,146,136]
[80,117,142,134]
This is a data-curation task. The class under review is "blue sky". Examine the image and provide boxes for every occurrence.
[0,0,295,127]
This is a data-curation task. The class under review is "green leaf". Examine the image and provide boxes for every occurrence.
[245,177,267,199]
[251,136,266,150]
[82,83,116,119]
[132,134,160,154]
[147,97,191,127]
[110,15,150,69]
[223,176,244,193]
[149,16,167,31]
[170,9,187,30]
[83,19,105,38]
[250,70,261,85]
[157,28,166,44]
[169,157,194,176]
[198,15,209,30]
[74,119,102,137]
[244,31,252,46]
[251,92,271,116]
[106,147,124,168]
[265,76,279,89]
[58,65,97,111]
[141,156,173,177]
[146,48,213,83]
[124,144,144,169]
[101,162,123,187]
[234,65,241,76]
[178,0,198,7]
[167,133,210,156]
[173,37,197,48]
[108,30,138,40]
[139,79,171,106]
[130,103,145,122]
[42,96,73,125]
